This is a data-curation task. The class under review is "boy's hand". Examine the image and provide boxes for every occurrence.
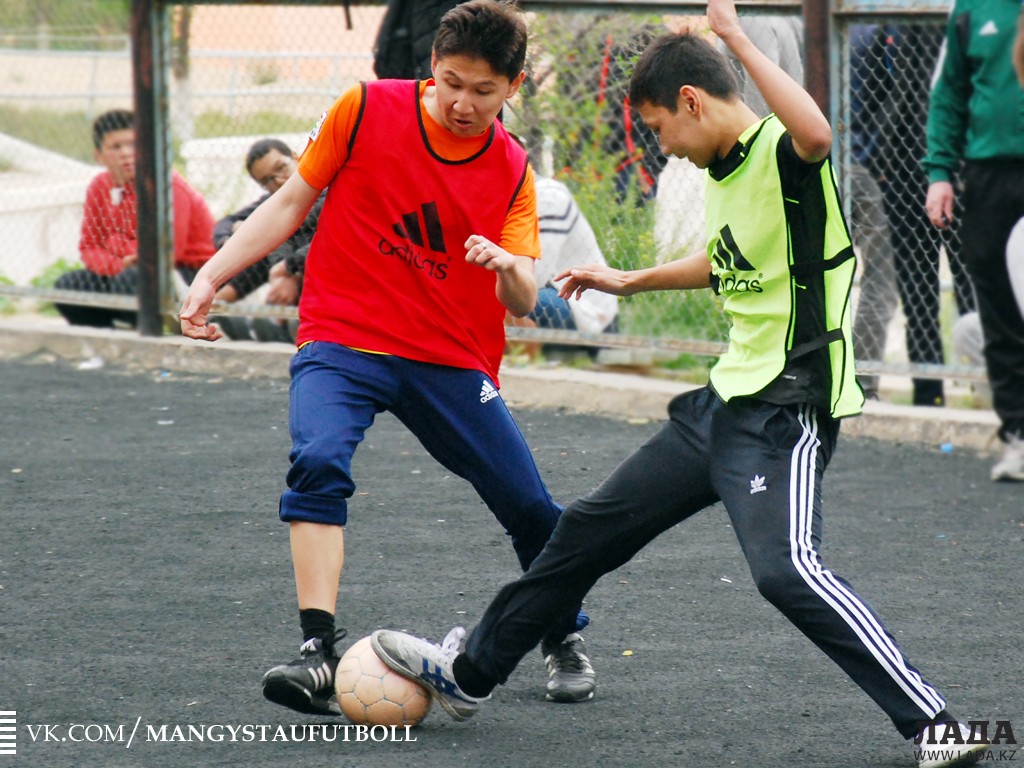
[707,0,744,43]
[465,235,516,273]
[178,278,223,341]
[925,181,955,229]
[557,264,636,299]
[266,262,300,306]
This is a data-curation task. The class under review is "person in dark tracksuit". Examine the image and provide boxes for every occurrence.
[923,0,1024,482]
[373,2,986,766]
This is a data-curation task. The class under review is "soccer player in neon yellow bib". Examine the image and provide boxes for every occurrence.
[373,2,987,765]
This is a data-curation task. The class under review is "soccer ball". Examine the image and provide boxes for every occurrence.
[334,635,433,727]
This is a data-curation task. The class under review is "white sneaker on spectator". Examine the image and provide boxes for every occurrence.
[991,433,1024,482]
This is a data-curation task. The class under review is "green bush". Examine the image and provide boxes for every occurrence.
[30,258,83,315]
[0,275,16,315]
[1,0,129,51]
[31,257,82,289]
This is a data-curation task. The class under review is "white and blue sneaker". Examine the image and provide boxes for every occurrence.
[371,626,489,721]
[915,721,988,768]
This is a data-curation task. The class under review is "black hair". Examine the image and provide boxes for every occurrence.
[92,109,134,149]
[628,33,738,113]
[245,138,294,173]
[432,0,527,82]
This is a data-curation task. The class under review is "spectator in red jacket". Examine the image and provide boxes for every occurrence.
[54,109,215,328]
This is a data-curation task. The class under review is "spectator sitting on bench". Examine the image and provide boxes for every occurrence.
[212,138,325,342]
[55,109,215,328]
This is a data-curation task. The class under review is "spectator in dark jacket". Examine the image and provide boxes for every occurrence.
[212,138,324,341]
[372,0,463,80]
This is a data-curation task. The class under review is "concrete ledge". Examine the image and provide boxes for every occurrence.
[0,317,292,379]
[844,399,998,453]
[499,361,1000,452]
[0,317,1000,453]
[500,364,691,423]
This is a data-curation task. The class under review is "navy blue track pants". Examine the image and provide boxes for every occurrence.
[281,342,583,638]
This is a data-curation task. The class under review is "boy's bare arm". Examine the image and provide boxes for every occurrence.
[557,252,712,301]
[199,173,320,292]
[464,234,538,317]
[495,255,540,318]
[179,172,320,340]
[708,0,832,162]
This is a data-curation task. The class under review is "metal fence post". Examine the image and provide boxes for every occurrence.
[803,0,830,114]
[130,0,172,337]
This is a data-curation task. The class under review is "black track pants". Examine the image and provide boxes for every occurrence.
[465,387,947,738]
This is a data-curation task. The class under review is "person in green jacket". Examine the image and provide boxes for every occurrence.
[924,0,1024,482]
[371,2,988,765]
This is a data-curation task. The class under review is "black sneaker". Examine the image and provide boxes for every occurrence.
[262,629,348,716]
[541,632,595,702]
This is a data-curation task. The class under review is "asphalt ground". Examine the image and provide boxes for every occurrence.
[0,353,1021,768]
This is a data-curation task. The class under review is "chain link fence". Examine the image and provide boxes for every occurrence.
[0,1,985,399]
[833,16,984,404]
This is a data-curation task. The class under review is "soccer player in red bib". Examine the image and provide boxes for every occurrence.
[179,0,594,716]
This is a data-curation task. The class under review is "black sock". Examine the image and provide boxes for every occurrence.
[453,653,497,698]
[299,608,336,646]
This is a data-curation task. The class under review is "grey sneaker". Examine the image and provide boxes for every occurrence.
[541,632,595,702]
[262,630,347,716]
[991,434,1024,482]
[915,721,988,767]
[371,626,488,721]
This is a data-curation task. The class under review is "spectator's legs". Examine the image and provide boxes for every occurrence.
[528,286,576,330]
[54,267,138,328]
[850,163,898,398]
[951,312,990,407]
[959,162,1024,440]
[881,174,946,405]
